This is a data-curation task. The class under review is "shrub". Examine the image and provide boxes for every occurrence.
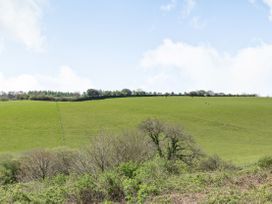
[198,155,237,171]
[258,156,272,169]
[0,184,32,203]
[117,161,139,178]
[52,147,78,175]
[0,155,19,185]
[162,160,190,175]
[18,149,56,181]
[37,185,67,204]
[122,178,139,202]
[82,130,153,173]
[137,183,158,204]
[72,150,96,174]
[46,174,67,186]
[68,174,104,203]
[111,130,154,165]
[99,171,125,202]
[83,132,115,173]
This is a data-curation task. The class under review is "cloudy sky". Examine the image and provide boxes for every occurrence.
[1,0,272,95]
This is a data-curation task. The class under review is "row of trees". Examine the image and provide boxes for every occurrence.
[0,89,257,101]
[0,91,80,101]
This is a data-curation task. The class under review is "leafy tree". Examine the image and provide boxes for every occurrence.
[86,89,100,98]
[121,89,132,96]
[139,119,203,163]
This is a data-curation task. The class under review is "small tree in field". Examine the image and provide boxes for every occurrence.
[139,119,203,164]
[139,119,164,158]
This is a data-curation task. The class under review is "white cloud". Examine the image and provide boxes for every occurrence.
[143,73,176,92]
[263,0,272,21]
[160,0,177,12]
[180,0,205,30]
[0,66,93,92]
[0,0,47,51]
[251,0,272,21]
[181,0,196,18]
[141,39,272,95]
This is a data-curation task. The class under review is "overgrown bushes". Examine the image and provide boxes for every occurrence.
[0,155,19,185]
[198,155,238,172]
[0,118,239,203]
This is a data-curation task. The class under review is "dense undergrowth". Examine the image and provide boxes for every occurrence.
[0,119,271,203]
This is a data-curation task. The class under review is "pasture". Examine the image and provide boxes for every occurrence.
[1,97,272,164]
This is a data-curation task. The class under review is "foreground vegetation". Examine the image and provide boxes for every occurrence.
[1,97,272,164]
[0,119,272,203]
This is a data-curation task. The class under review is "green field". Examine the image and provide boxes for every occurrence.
[1,97,272,164]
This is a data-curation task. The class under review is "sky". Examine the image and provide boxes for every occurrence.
[1,0,272,95]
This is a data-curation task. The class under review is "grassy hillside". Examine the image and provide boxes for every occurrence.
[1,97,272,163]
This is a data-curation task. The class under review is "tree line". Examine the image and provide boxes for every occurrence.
[0,89,257,101]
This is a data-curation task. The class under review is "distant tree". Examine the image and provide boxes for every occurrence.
[86,89,100,98]
[121,89,132,96]
[102,90,113,97]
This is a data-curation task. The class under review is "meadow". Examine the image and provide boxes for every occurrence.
[1,96,272,164]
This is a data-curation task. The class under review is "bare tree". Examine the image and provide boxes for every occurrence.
[18,149,56,181]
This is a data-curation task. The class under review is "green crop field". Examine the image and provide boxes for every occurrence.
[1,97,272,164]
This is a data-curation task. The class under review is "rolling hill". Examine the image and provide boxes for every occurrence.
[1,96,272,164]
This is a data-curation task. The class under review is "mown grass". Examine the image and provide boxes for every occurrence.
[1,97,272,164]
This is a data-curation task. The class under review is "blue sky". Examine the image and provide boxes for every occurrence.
[1,0,272,95]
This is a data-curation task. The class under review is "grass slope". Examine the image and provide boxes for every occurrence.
[1,97,272,163]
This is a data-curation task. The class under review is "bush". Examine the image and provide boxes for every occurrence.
[18,149,56,181]
[117,161,139,178]
[0,184,32,203]
[117,159,167,203]
[122,178,139,202]
[99,171,125,202]
[79,132,114,173]
[68,174,104,203]
[37,185,67,204]
[81,130,153,173]
[137,183,158,203]
[198,155,237,171]
[112,130,154,164]
[258,156,272,169]
[52,147,78,175]
[14,148,78,182]
[162,160,190,175]
[0,155,19,185]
